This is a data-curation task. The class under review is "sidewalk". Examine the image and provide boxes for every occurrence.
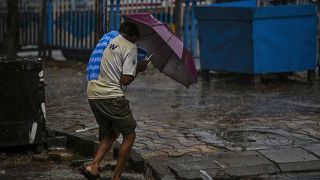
[44,60,320,179]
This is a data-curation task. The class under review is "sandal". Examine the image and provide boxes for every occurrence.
[79,166,100,180]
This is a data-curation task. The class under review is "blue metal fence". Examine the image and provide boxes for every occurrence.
[0,0,213,58]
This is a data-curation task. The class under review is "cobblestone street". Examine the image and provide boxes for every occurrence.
[44,60,320,179]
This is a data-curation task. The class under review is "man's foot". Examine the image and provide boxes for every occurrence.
[79,166,100,180]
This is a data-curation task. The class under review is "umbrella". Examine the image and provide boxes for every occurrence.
[123,13,197,87]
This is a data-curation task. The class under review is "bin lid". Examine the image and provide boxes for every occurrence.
[0,57,41,71]
[195,3,316,20]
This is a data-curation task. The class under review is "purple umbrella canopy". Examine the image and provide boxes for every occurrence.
[123,13,197,87]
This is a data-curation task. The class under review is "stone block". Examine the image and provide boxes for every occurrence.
[47,136,67,148]
[304,144,320,158]
[32,152,49,162]
[146,156,172,180]
[46,128,56,137]
[213,151,273,168]
[259,148,319,163]
[48,150,73,161]
[221,164,280,177]
[169,160,221,172]
[279,160,320,172]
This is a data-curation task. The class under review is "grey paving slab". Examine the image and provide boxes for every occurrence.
[213,151,273,168]
[259,148,319,163]
[174,169,221,180]
[304,144,320,158]
[223,164,281,177]
[168,160,222,172]
[280,160,320,173]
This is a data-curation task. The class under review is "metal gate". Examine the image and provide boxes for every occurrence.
[0,0,214,58]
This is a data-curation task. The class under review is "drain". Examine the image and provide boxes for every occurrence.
[192,127,319,151]
[219,129,293,149]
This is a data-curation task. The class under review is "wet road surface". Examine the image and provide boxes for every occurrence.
[42,60,320,179]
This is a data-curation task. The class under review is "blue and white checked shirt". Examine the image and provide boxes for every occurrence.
[86,31,119,81]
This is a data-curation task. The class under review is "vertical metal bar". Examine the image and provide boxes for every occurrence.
[144,0,148,12]
[47,0,53,45]
[74,0,77,48]
[31,3,37,45]
[59,0,62,47]
[159,0,164,22]
[164,0,168,23]
[150,0,154,16]
[66,1,72,48]
[102,0,106,33]
[86,2,90,49]
[190,0,196,54]
[169,0,173,28]
[39,0,46,55]
[110,0,114,30]
[79,2,85,48]
[72,6,76,48]
[184,0,190,47]
[54,0,58,46]
[0,3,2,42]
[89,2,93,48]
[116,0,120,30]
[25,2,28,45]
[156,0,159,18]
[94,0,99,44]
[63,0,66,48]
[76,5,80,49]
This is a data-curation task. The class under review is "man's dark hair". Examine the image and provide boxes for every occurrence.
[119,22,139,37]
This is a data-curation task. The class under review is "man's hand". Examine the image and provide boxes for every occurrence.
[137,60,149,73]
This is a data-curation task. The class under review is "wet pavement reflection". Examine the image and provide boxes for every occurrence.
[42,61,320,178]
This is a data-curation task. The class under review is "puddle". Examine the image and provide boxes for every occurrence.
[192,127,320,151]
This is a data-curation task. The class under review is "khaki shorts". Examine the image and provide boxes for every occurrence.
[88,97,136,140]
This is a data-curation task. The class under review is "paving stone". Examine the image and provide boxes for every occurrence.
[259,172,320,179]
[140,150,168,159]
[146,156,172,180]
[213,151,273,168]
[32,152,49,162]
[167,155,213,164]
[193,145,220,154]
[47,128,56,137]
[259,148,319,163]
[304,144,320,158]
[174,169,221,180]
[279,160,320,172]
[48,150,73,161]
[221,164,280,177]
[47,136,68,147]
[169,160,221,171]
[160,175,176,180]
[173,169,202,180]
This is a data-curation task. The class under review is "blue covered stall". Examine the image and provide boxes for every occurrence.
[195,1,317,77]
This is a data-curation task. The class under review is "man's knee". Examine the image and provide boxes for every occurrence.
[123,132,136,141]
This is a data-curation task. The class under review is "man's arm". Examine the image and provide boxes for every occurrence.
[120,60,148,86]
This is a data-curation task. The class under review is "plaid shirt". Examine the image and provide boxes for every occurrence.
[86,31,119,81]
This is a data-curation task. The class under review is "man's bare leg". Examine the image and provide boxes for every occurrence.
[86,133,119,175]
[112,132,136,180]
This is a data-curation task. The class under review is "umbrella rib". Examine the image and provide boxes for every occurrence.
[159,49,173,72]
[137,32,154,41]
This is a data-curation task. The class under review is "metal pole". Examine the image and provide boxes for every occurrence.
[116,0,120,30]
[110,0,114,30]
[174,0,182,38]
[184,0,190,47]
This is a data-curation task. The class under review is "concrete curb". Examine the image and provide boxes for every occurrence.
[48,128,172,179]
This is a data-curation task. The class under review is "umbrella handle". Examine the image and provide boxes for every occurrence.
[146,53,153,61]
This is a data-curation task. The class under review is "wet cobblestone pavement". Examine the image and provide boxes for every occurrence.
[44,60,320,179]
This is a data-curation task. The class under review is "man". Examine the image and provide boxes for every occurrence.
[81,22,148,180]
